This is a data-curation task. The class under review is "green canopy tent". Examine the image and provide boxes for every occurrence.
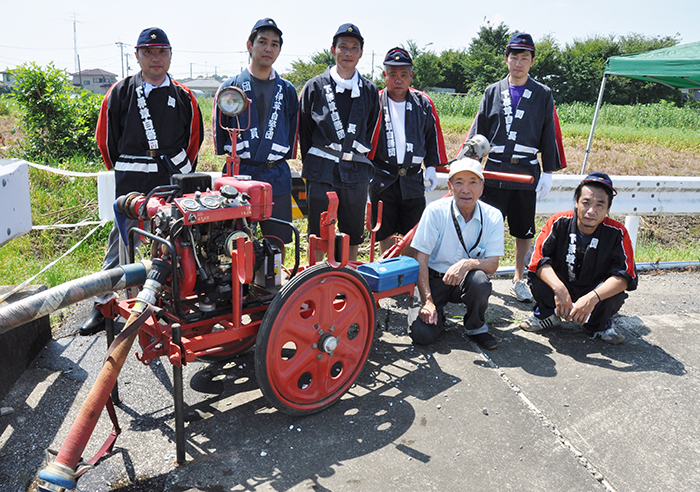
[582,41,700,173]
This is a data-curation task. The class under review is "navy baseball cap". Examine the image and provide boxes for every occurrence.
[333,23,364,44]
[581,171,617,196]
[135,27,171,48]
[251,18,282,36]
[507,33,535,52]
[383,47,413,66]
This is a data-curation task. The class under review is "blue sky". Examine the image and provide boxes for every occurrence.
[2,0,697,80]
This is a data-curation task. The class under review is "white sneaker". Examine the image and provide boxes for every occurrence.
[594,326,625,344]
[511,279,534,302]
[520,314,561,332]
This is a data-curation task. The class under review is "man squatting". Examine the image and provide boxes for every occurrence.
[410,158,505,350]
[520,172,637,344]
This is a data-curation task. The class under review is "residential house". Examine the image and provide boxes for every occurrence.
[180,77,221,98]
[72,69,118,95]
[1,71,15,91]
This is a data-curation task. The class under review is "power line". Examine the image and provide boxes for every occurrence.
[0,43,117,51]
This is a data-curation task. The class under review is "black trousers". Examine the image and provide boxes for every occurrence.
[529,274,627,333]
[410,269,492,345]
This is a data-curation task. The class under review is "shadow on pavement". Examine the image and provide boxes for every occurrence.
[0,336,97,491]
[486,316,686,377]
[91,328,468,491]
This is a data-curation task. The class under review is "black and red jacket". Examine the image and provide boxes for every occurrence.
[96,72,203,197]
[528,210,637,291]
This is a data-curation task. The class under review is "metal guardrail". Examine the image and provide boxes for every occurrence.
[535,175,700,216]
[426,174,700,251]
[427,174,700,215]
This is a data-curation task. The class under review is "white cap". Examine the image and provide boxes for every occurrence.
[447,157,484,181]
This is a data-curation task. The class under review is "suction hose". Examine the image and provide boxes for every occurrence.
[37,307,147,491]
[0,261,151,334]
[36,258,170,491]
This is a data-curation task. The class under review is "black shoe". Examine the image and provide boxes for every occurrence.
[469,331,498,350]
[79,305,106,336]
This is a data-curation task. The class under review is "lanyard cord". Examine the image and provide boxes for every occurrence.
[451,200,483,258]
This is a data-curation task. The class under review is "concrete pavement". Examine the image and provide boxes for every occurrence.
[1,272,699,491]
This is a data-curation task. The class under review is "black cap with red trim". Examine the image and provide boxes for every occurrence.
[135,27,171,49]
[383,47,413,66]
[507,33,535,52]
[581,171,617,196]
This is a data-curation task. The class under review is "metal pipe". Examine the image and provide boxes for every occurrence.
[582,74,607,175]
[635,260,700,271]
[0,261,151,334]
[171,323,186,465]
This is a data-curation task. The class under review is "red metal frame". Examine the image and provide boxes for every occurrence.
[99,166,534,389]
[111,169,534,371]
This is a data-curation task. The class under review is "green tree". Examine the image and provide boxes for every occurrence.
[402,40,442,91]
[530,34,564,101]
[12,62,102,162]
[284,50,335,90]
[462,21,511,95]
[559,35,620,104]
[469,21,511,55]
[438,49,471,93]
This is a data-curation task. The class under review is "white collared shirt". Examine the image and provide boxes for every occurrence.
[143,75,171,98]
[412,197,505,273]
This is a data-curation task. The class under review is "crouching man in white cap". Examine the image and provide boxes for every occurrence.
[410,158,504,349]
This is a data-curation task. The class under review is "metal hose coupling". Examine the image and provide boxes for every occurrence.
[134,257,171,307]
[37,461,77,491]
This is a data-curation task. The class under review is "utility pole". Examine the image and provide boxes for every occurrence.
[115,42,129,78]
[77,54,82,87]
[73,14,79,73]
[68,12,83,74]
[190,62,195,79]
[214,66,218,77]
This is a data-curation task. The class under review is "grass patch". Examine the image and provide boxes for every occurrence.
[0,156,110,286]
[561,123,700,152]
[634,240,700,264]
[438,115,474,134]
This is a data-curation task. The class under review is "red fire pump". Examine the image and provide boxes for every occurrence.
[34,86,533,491]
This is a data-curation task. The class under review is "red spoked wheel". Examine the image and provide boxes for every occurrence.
[254,263,375,415]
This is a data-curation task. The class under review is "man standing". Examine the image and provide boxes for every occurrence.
[299,23,380,261]
[410,158,504,349]
[369,47,447,254]
[80,27,204,335]
[520,172,637,344]
[466,32,565,303]
[214,18,299,247]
